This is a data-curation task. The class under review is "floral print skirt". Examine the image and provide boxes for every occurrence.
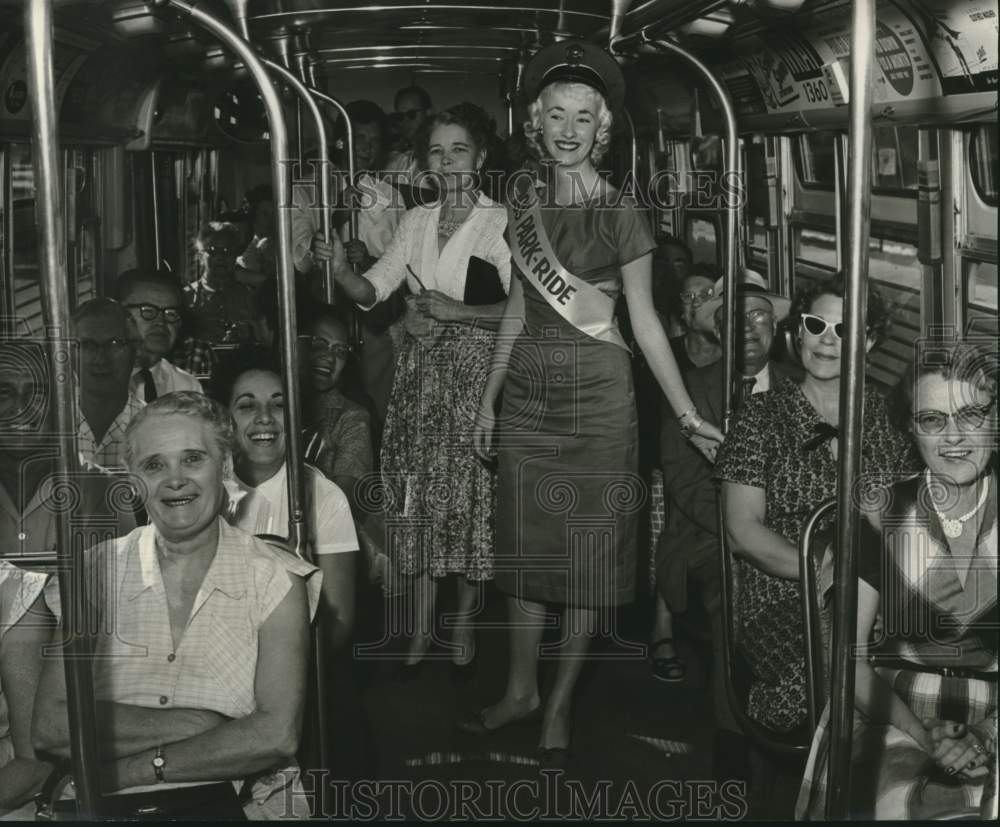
[381,320,496,581]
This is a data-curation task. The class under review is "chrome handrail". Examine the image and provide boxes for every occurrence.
[152,0,305,585]
[634,35,740,433]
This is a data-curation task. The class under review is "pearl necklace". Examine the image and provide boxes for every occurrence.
[927,470,990,539]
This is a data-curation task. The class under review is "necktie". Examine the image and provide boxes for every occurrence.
[736,376,757,410]
[138,368,157,403]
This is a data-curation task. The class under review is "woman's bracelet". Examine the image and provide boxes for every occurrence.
[679,411,705,438]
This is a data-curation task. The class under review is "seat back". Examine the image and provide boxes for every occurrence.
[798,499,837,730]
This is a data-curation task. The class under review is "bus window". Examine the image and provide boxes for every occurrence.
[795,127,919,194]
[9,144,44,335]
[686,216,718,266]
[750,220,769,271]
[794,131,837,189]
[794,226,837,272]
[965,259,998,324]
[970,125,998,207]
[872,126,918,192]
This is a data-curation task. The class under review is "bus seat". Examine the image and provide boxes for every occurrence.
[798,499,837,730]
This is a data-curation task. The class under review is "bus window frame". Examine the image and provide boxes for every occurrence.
[793,128,921,199]
[968,124,998,209]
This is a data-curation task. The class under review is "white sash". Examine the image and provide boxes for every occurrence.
[508,189,629,352]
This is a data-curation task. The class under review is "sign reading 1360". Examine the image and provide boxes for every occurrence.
[802,78,829,103]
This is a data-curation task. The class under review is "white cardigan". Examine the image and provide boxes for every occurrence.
[362,192,511,308]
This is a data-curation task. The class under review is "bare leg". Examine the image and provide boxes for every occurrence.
[477,595,545,728]
[539,606,596,750]
[405,571,438,665]
[452,577,480,666]
[651,592,677,658]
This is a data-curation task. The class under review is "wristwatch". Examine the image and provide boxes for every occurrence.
[152,745,166,783]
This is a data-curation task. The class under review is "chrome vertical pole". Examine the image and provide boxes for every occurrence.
[309,87,361,344]
[155,0,306,561]
[150,151,162,267]
[826,0,876,816]
[24,0,102,814]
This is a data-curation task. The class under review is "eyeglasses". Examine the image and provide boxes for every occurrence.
[80,338,130,355]
[913,401,996,434]
[204,245,233,256]
[125,303,182,324]
[303,336,351,359]
[801,313,844,339]
[744,308,774,327]
[400,108,425,121]
[680,287,716,305]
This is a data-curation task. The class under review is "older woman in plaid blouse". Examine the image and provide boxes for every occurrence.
[33,393,321,819]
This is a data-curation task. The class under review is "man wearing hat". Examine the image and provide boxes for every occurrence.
[658,269,798,784]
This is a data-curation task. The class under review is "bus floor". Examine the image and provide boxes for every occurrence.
[302,584,806,821]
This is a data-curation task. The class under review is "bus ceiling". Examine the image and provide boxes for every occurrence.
[0,0,995,143]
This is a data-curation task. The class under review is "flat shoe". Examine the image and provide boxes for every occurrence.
[650,637,686,684]
[456,704,541,736]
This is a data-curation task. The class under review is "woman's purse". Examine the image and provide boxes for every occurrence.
[34,763,247,821]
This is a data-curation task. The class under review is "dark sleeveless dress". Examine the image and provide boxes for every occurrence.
[493,190,656,607]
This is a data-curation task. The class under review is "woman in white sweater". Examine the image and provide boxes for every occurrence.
[315,102,510,676]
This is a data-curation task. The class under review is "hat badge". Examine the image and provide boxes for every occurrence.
[566,44,584,63]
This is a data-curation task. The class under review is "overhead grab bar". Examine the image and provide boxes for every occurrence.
[826,0,877,816]
[24,0,103,815]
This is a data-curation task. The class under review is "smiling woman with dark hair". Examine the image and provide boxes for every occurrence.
[210,347,360,657]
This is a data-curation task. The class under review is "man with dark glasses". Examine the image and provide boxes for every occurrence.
[385,85,433,178]
[118,269,203,401]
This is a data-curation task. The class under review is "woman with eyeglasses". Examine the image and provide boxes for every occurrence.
[184,222,258,345]
[312,102,509,676]
[300,308,374,510]
[797,339,997,819]
[715,273,917,744]
[669,264,723,373]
